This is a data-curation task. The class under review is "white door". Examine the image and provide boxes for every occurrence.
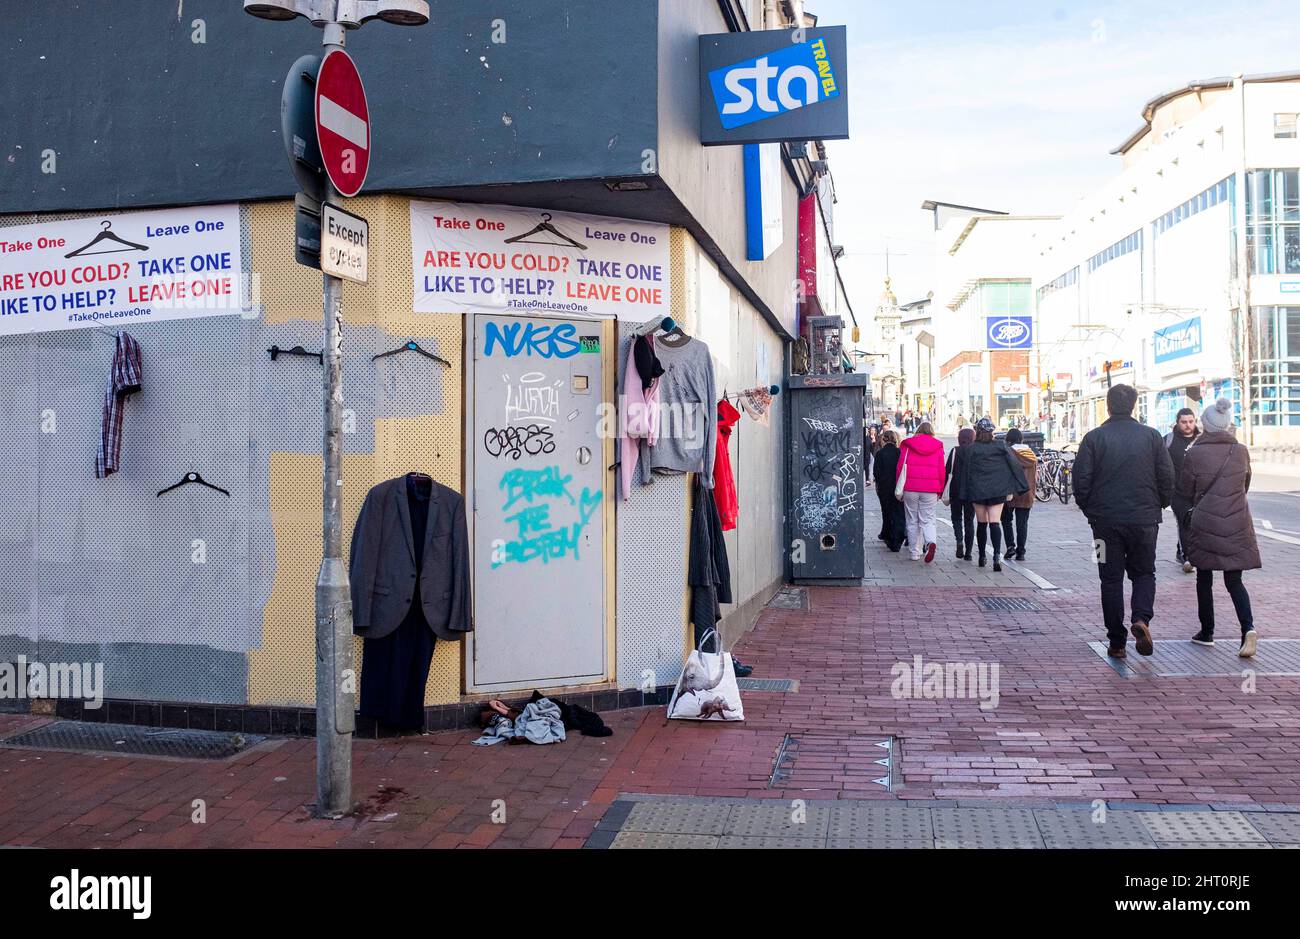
[469,314,607,689]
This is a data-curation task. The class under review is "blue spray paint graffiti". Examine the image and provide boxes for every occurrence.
[493,465,602,568]
[484,320,582,359]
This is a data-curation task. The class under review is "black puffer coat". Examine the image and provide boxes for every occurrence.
[959,440,1028,503]
[1178,430,1261,571]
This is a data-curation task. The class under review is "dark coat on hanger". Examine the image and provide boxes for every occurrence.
[349,476,472,641]
[689,475,732,643]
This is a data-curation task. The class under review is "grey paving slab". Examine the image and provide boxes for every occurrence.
[1243,812,1300,844]
[718,836,822,849]
[1033,809,1158,848]
[826,837,935,849]
[827,803,933,840]
[725,802,831,838]
[621,801,730,835]
[1139,811,1267,843]
[609,831,719,849]
[1155,841,1274,849]
[931,807,1046,849]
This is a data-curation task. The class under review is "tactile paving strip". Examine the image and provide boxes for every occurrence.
[621,801,730,836]
[827,804,933,843]
[1032,808,1157,848]
[726,802,830,838]
[0,720,264,760]
[1139,811,1267,843]
[931,807,1046,849]
[1243,812,1300,844]
[609,831,719,849]
[1089,639,1300,677]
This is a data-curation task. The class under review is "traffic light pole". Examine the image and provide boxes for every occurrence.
[314,20,354,819]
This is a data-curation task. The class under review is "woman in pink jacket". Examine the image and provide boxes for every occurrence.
[898,422,946,563]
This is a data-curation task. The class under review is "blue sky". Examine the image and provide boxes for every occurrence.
[816,0,1300,312]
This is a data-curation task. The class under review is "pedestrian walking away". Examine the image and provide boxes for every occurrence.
[1165,407,1199,574]
[1179,397,1261,657]
[899,421,945,563]
[1001,427,1037,561]
[946,426,976,559]
[873,430,908,552]
[957,417,1028,572]
[1071,384,1175,658]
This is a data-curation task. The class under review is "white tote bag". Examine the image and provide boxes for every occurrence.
[667,628,745,722]
[894,448,910,501]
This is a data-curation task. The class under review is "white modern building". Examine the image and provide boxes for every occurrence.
[1032,72,1300,445]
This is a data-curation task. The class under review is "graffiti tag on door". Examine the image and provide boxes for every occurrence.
[491,465,603,568]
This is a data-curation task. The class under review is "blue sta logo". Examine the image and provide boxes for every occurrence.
[709,37,839,130]
[987,317,1031,348]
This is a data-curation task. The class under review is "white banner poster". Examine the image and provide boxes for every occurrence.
[0,204,247,336]
[410,200,670,319]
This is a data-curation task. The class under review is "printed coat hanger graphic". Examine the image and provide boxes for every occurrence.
[372,339,450,368]
[268,344,324,364]
[504,213,588,251]
[64,220,149,258]
[157,470,231,498]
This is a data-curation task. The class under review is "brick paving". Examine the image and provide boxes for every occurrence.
[2,483,1299,848]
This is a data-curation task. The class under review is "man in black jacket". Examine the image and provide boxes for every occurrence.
[1072,384,1175,658]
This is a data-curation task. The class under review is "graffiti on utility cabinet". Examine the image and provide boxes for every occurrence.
[491,465,602,568]
[795,412,861,532]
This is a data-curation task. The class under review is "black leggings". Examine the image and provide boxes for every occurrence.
[1196,569,1254,636]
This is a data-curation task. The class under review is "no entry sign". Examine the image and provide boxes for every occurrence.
[314,49,370,198]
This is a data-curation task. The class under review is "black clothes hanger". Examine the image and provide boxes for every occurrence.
[268,344,323,364]
[157,471,231,498]
[372,340,450,368]
[65,220,149,259]
[503,212,588,251]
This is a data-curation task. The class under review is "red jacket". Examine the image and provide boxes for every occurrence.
[714,399,741,531]
[899,433,946,494]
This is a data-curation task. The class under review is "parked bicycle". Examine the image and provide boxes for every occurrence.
[1035,448,1074,504]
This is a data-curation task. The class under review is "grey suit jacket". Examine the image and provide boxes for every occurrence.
[348,477,472,641]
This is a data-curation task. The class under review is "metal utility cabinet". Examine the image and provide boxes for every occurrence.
[789,372,867,581]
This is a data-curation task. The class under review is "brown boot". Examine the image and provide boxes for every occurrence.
[1130,620,1154,656]
[1107,646,1127,659]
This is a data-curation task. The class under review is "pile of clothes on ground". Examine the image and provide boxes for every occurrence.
[471,690,614,747]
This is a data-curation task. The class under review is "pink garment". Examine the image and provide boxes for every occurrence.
[898,433,946,494]
[620,336,660,500]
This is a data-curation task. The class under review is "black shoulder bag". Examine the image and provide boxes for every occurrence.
[1182,444,1234,530]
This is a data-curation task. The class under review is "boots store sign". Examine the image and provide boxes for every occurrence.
[700,26,849,145]
[0,205,247,335]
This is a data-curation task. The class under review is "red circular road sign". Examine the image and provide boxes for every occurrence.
[314,49,370,198]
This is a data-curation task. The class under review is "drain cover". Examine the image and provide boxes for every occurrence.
[767,587,810,611]
[1088,639,1300,677]
[975,596,1044,613]
[1,721,265,760]
[769,734,893,790]
[737,678,799,692]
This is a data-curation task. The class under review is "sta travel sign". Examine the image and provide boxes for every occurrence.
[700,27,850,145]
[986,316,1033,350]
[1153,316,1203,363]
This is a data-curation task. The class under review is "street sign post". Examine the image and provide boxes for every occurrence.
[315,49,370,198]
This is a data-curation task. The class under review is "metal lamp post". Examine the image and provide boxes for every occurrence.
[243,0,429,818]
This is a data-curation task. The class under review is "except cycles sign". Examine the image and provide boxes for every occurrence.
[320,203,368,284]
[699,26,850,145]
[986,316,1033,350]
